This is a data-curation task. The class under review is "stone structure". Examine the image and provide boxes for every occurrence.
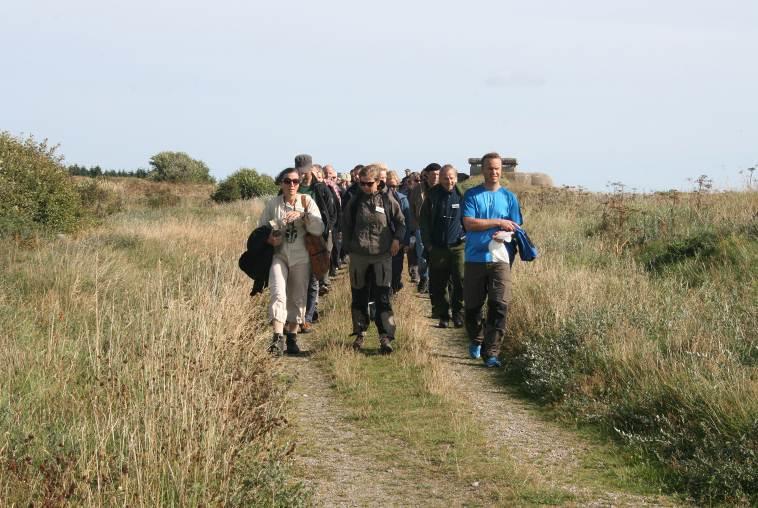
[467,156,553,187]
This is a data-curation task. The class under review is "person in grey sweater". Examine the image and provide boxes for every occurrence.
[342,164,406,353]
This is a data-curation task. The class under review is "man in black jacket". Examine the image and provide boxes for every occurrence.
[419,164,466,328]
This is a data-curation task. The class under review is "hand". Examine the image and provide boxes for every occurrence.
[390,239,400,257]
[499,219,517,232]
[284,210,303,224]
[267,232,283,247]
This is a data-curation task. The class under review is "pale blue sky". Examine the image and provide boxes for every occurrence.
[2,0,756,190]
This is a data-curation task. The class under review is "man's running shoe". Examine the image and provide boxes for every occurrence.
[468,342,481,359]
[483,356,502,368]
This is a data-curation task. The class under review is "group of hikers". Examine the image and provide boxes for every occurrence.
[251,151,523,368]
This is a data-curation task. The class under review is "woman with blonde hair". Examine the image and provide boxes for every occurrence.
[258,167,324,355]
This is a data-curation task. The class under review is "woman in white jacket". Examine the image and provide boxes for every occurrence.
[258,167,323,355]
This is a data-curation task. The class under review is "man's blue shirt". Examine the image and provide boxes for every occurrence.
[462,185,523,263]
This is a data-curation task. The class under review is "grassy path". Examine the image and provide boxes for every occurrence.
[284,268,684,506]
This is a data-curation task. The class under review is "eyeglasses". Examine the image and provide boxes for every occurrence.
[388,184,398,189]
[282,178,300,185]
[359,181,376,187]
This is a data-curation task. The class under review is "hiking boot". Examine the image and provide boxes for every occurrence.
[483,356,502,368]
[285,333,300,355]
[438,318,449,329]
[352,334,365,352]
[379,336,394,355]
[268,333,285,357]
[329,267,337,277]
[318,284,330,296]
[417,279,429,294]
[299,322,313,334]
[468,342,482,359]
[452,315,464,328]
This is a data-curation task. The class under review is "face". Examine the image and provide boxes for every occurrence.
[387,176,399,189]
[378,170,387,183]
[482,158,502,185]
[325,166,337,181]
[280,172,300,196]
[359,174,379,195]
[426,170,440,187]
[440,169,457,191]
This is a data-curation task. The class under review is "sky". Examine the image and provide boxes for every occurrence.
[2,0,757,191]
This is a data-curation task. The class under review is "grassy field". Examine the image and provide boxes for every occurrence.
[0,183,308,505]
[492,179,757,504]
[1,176,755,504]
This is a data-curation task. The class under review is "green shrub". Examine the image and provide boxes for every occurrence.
[211,168,277,202]
[0,132,85,237]
[148,151,214,183]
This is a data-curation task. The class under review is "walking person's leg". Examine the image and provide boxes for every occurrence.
[463,262,487,359]
[482,264,512,367]
[450,244,465,327]
[303,274,319,331]
[415,230,428,292]
[372,257,396,354]
[349,254,371,350]
[428,248,450,326]
[284,262,311,354]
[391,250,404,292]
[267,257,289,355]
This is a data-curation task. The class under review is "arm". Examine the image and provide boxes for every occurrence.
[462,216,518,232]
[389,197,404,257]
[342,196,355,251]
[419,195,432,248]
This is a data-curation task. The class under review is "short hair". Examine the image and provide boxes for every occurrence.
[275,167,298,184]
[440,164,457,175]
[386,170,399,184]
[423,163,442,173]
[481,152,502,167]
[366,162,389,171]
[358,165,381,181]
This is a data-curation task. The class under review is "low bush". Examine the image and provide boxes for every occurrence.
[76,179,124,218]
[0,132,85,237]
[211,168,277,202]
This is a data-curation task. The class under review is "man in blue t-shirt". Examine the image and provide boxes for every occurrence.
[461,152,523,367]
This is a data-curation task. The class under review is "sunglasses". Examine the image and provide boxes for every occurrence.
[282,178,300,185]
[359,181,376,187]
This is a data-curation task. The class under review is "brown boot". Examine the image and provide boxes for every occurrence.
[352,333,365,352]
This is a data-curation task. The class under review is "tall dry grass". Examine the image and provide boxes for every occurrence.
[504,185,757,503]
[0,198,306,505]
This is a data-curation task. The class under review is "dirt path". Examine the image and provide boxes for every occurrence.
[285,274,681,506]
[286,349,467,507]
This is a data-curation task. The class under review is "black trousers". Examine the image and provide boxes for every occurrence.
[463,262,512,358]
[349,253,396,338]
